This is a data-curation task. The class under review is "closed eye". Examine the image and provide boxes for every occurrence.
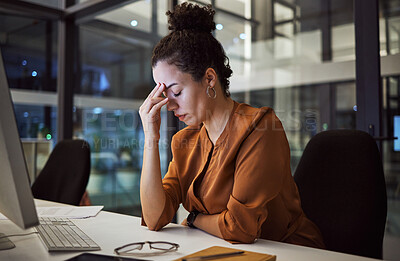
[173,91,181,97]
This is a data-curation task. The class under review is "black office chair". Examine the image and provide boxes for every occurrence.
[32,139,91,206]
[294,130,387,259]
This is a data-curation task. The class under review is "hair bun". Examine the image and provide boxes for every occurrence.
[167,3,215,33]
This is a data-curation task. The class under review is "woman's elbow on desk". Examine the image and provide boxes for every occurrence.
[146,221,158,231]
[143,221,164,231]
[141,215,165,231]
[147,225,159,231]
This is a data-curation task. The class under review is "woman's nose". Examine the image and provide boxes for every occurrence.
[167,99,177,111]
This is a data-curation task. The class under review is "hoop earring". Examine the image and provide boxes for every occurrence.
[207,86,217,99]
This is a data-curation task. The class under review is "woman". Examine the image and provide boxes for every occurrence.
[139,2,324,248]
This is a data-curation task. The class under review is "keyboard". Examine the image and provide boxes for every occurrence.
[36,217,101,252]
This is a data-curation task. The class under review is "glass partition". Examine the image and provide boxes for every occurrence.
[78,25,154,99]
[74,0,169,215]
[0,13,58,174]
[0,14,58,92]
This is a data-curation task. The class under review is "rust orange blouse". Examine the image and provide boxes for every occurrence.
[143,101,325,248]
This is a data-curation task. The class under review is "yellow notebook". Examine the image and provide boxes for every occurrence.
[175,246,276,261]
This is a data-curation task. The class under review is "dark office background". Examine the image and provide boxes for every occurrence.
[0,0,400,259]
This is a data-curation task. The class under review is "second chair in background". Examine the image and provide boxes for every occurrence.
[31,139,91,206]
[294,130,387,259]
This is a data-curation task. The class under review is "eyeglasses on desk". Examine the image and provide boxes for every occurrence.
[114,241,180,257]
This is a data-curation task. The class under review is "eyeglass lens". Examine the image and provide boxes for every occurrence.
[150,242,176,250]
[121,243,144,253]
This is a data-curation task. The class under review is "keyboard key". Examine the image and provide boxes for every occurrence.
[42,225,64,248]
[55,226,73,248]
[36,225,56,248]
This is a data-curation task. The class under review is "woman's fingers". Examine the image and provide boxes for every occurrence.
[140,83,168,125]
[148,82,165,100]
[149,97,168,115]
[140,97,168,120]
[153,83,166,98]
[143,97,165,112]
[150,97,165,102]
[141,83,163,111]
[146,82,161,100]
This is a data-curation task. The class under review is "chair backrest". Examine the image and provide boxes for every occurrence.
[31,139,90,206]
[293,130,387,259]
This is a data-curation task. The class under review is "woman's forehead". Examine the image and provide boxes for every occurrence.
[153,62,189,84]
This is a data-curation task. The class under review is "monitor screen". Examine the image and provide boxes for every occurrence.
[394,115,400,151]
[0,49,39,241]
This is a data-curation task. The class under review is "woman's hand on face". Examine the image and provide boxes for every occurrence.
[139,83,168,141]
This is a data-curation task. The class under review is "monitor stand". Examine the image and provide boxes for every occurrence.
[0,233,15,250]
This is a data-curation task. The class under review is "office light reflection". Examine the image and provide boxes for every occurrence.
[93,107,103,114]
[130,20,138,27]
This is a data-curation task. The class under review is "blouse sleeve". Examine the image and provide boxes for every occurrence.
[141,140,182,230]
[218,112,290,243]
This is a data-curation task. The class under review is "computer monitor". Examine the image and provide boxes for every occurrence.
[0,49,39,250]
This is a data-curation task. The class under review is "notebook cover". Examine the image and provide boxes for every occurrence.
[175,246,276,261]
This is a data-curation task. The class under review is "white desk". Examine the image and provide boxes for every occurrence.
[0,200,379,261]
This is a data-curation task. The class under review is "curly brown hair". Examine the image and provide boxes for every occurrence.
[151,3,233,97]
